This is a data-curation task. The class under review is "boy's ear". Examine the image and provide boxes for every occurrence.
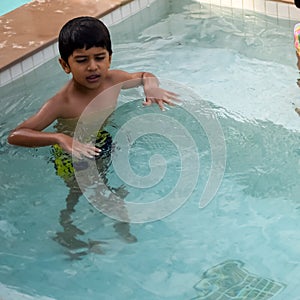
[59,58,71,74]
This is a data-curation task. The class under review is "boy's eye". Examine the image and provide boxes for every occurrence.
[75,58,87,63]
[75,56,105,63]
[95,56,105,61]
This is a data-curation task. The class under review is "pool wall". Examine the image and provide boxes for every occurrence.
[201,0,300,19]
[0,0,299,87]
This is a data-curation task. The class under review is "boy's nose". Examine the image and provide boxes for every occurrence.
[87,59,97,71]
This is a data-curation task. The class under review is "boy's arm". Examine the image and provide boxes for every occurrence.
[8,99,62,147]
[8,100,100,158]
[114,70,179,110]
[9,126,100,159]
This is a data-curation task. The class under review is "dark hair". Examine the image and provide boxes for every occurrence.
[58,16,112,63]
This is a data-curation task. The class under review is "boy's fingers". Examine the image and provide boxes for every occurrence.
[164,98,176,106]
[143,98,166,111]
[85,145,101,157]
[167,93,182,103]
[143,98,152,106]
[72,143,101,159]
[157,100,166,111]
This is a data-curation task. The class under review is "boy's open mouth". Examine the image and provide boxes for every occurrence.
[86,74,100,82]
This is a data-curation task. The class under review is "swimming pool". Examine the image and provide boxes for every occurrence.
[1,0,300,299]
[0,0,31,16]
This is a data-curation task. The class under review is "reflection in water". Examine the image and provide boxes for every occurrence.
[53,181,106,260]
[51,142,137,260]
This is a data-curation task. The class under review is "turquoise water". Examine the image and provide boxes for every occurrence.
[1,0,300,299]
[0,0,31,15]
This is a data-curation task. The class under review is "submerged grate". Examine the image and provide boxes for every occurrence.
[191,260,286,300]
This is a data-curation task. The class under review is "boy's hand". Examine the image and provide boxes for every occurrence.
[143,87,180,111]
[58,134,101,159]
[72,140,102,159]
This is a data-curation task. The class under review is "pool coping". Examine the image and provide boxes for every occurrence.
[0,0,300,87]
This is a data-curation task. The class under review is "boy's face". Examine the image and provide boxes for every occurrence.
[59,46,112,90]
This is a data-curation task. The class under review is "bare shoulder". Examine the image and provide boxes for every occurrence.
[43,90,66,112]
[108,69,143,88]
[39,86,71,119]
[44,82,85,119]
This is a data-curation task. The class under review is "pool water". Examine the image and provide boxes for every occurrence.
[0,0,32,16]
[1,0,300,299]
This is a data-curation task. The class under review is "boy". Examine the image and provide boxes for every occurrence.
[8,16,177,257]
[8,16,176,156]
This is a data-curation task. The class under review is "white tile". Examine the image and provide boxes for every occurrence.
[265,1,277,17]
[211,0,221,6]
[220,0,231,8]
[253,0,265,14]
[244,0,254,11]
[289,5,300,21]
[277,2,289,20]
[21,56,34,73]
[101,13,113,27]
[32,51,44,67]
[10,63,22,79]
[0,68,12,87]
[139,0,148,10]
[112,8,122,24]
[52,42,59,56]
[42,45,55,61]
[121,3,131,20]
[231,0,243,9]
[130,0,140,14]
